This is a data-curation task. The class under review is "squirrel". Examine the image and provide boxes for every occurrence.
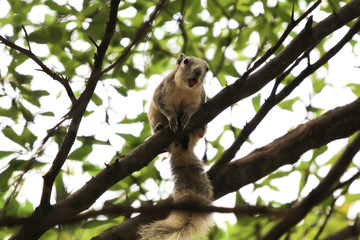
[148,53,208,150]
[139,54,213,239]
[138,142,214,240]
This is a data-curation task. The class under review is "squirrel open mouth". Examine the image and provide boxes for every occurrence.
[187,78,198,88]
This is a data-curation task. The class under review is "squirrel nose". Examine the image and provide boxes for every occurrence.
[193,67,203,76]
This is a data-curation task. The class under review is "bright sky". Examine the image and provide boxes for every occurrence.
[0,0,360,229]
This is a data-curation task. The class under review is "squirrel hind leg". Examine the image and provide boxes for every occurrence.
[179,135,190,150]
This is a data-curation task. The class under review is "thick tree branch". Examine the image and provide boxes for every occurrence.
[211,14,360,176]
[0,35,76,104]
[211,98,360,199]
[261,132,360,240]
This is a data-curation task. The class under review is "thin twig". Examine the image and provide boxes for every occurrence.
[101,0,169,74]
[21,25,31,52]
[313,197,336,240]
[179,0,188,54]
[245,0,321,75]
[0,36,76,104]
[0,202,286,227]
[87,34,99,48]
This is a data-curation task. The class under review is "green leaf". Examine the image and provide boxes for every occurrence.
[91,92,103,106]
[0,151,15,158]
[0,100,20,120]
[278,97,299,112]
[0,159,27,189]
[2,126,37,149]
[312,76,325,94]
[252,93,261,112]
[45,0,71,14]
[55,172,69,202]
[114,86,128,97]
[18,86,50,107]
[118,112,148,124]
[347,83,360,97]
[39,111,55,117]
[18,102,34,122]
[68,144,93,161]
[310,145,328,163]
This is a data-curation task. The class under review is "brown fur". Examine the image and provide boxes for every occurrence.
[148,53,208,151]
[138,145,213,240]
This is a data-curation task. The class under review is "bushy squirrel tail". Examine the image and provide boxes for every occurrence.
[138,210,213,240]
[138,144,213,240]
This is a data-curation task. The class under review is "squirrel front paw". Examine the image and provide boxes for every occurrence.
[180,112,191,129]
[169,117,178,132]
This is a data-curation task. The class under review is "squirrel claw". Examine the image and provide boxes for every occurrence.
[169,117,178,132]
[180,113,191,129]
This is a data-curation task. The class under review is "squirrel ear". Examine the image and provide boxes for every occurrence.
[176,53,186,65]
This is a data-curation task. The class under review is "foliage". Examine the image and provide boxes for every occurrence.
[0,0,359,239]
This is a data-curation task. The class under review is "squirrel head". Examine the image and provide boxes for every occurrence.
[175,53,209,88]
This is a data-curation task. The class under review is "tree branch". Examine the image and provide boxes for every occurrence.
[101,0,169,74]
[209,47,310,175]
[261,131,360,239]
[246,0,321,73]
[0,202,284,227]
[38,0,122,210]
[210,15,360,176]
[0,35,76,104]
[321,217,360,240]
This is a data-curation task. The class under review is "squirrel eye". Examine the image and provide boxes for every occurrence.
[183,58,189,64]
[206,66,209,72]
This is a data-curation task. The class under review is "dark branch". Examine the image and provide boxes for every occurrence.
[0,202,284,227]
[0,35,76,104]
[261,132,360,240]
[246,0,321,74]
[72,203,285,226]
[38,0,122,209]
[210,13,360,175]
[320,217,360,240]
[21,25,31,52]
[209,47,310,176]
[101,0,169,74]
[179,0,188,54]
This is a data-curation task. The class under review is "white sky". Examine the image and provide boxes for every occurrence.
[0,0,360,230]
